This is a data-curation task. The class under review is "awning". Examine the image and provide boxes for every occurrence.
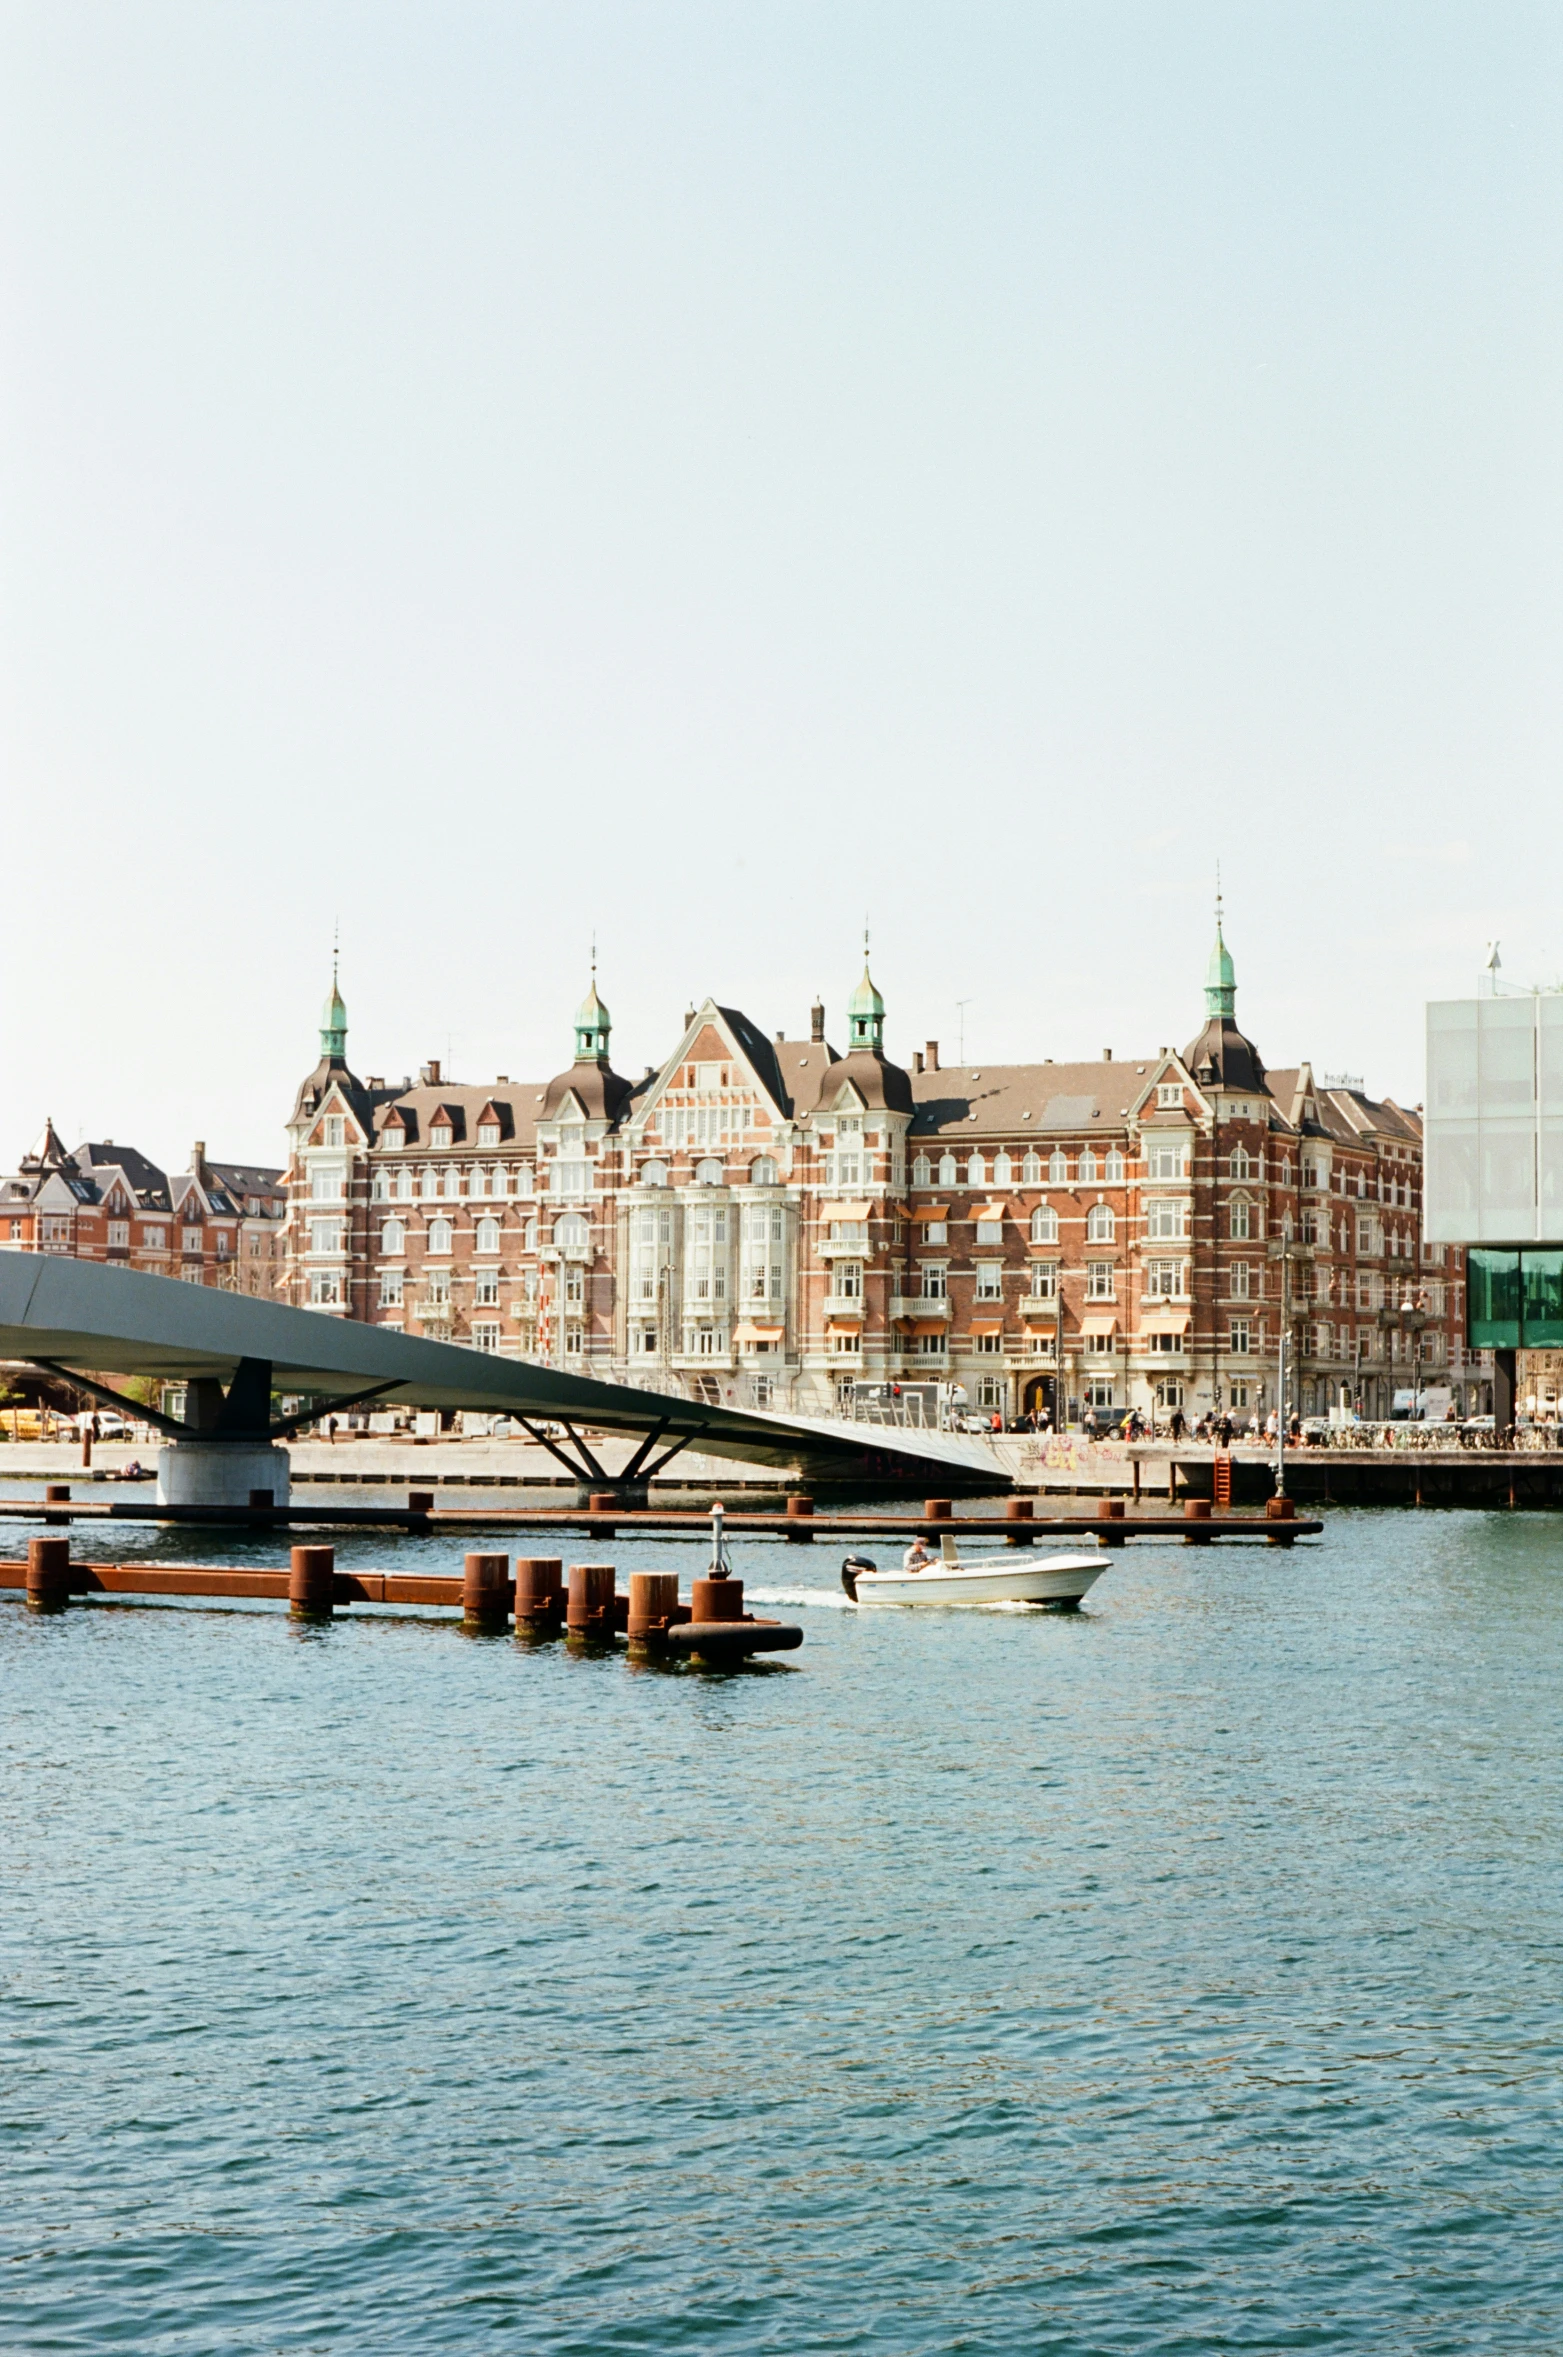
[821,1201,872,1223]
[825,1318,863,1334]
[912,1319,947,1337]
[732,1323,786,1345]
[1022,1309,1058,1326]
[969,1318,1004,1335]
[972,1201,1009,1224]
[1139,1310,1190,1336]
[1080,1313,1118,1335]
[909,1204,950,1222]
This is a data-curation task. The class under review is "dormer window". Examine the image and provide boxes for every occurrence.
[1156,1083,1182,1108]
[477,1122,500,1148]
[431,1123,452,1150]
[382,1130,403,1151]
[323,1115,345,1147]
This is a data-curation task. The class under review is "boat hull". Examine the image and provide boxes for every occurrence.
[848,1552,1106,1607]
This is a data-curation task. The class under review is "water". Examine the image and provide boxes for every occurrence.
[4,1510,1562,2352]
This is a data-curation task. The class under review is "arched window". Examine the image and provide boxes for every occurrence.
[749,1156,777,1186]
[555,1212,589,1249]
[380,1218,404,1256]
[966,1152,986,1188]
[421,1166,439,1200]
[992,1150,1013,1186]
[1230,1196,1252,1241]
[428,1217,453,1255]
[912,1154,931,1188]
[938,1153,958,1187]
[475,1217,501,1256]
[523,1217,538,1252]
[695,1158,724,1186]
[639,1160,669,1188]
[514,1166,534,1198]
[1078,1148,1097,1183]
[489,1166,508,1199]
[1229,1147,1252,1181]
[1104,1150,1124,1182]
[1031,1204,1059,1244]
[1086,1204,1115,1243]
[1049,1150,1069,1184]
[1022,1150,1042,1184]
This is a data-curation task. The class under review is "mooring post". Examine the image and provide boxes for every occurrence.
[288,1544,335,1620]
[924,1498,953,1526]
[25,1536,71,1614]
[1265,1497,1297,1548]
[785,1493,815,1542]
[1005,1498,1035,1548]
[462,1551,511,1631]
[587,1492,618,1538]
[1096,1498,1126,1548]
[408,1490,434,1523]
[44,1483,70,1527]
[513,1557,563,1637]
[566,1563,617,1642]
[626,1571,681,1657]
[1183,1500,1212,1547]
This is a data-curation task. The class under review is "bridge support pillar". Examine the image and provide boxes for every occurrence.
[156,1440,291,1510]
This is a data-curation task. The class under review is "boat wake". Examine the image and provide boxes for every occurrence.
[744,1586,856,1611]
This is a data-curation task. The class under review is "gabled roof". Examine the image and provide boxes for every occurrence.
[206,1161,285,1203]
[72,1142,172,1210]
[371,1085,543,1151]
[908,1061,1154,1139]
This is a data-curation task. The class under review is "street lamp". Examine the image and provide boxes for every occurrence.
[1266,1230,1313,1498]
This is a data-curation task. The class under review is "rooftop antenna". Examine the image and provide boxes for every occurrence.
[1215,861,1223,930]
[956,999,974,1065]
[1483,941,1502,998]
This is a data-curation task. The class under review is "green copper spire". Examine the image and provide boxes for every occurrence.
[319,943,348,1060]
[574,948,611,1061]
[846,928,885,1052]
[1204,896,1236,1020]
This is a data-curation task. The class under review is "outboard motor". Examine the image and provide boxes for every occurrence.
[840,1554,876,1602]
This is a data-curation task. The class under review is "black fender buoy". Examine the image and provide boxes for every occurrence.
[841,1554,876,1602]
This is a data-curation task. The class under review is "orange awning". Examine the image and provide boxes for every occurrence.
[972,1201,1009,1224]
[969,1318,1004,1335]
[1080,1313,1118,1335]
[732,1322,786,1345]
[821,1200,872,1223]
[1139,1310,1190,1336]
[909,1204,950,1222]
[912,1319,946,1337]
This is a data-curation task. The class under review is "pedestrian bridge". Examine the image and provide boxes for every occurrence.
[0,1254,1005,1502]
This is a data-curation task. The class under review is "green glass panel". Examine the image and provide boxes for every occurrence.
[1467,1248,1521,1349]
[1521,1250,1563,1346]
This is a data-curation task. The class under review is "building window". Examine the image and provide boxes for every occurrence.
[323,1116,345,1147]
[829,1329,862,1356]
[830,1220,867,1243]
[975,1217,1002,1245]
[912,1155,932,1188]
[471,1322,501,1352]
[309,1219,343,1255]
[837,1261,864,1299]
[41,1216,71,1246]
[477,1122,501,1148]
[554,1212,589,1250]
[1048,1151,1069,1184]
[1078,1149,1097,1184]
[425,1270,451,1305]
[381,1130,403,1152]
[1228,1147,1253,1180]
[1022,1151,1042,1184]
[143,1226,167,1250]
[1085,1329,1115,1355]
[1157,1083,1182,1108]
[1086,1261,1115,1300]
[1148,1331,1183,1354]
[977,1376,1003,1409]
[694,1157,724,1186]
[924,1220,948,1244]
[1154,1379,1185,1410]
[1358,1219,1383,1255]
[430,1124,452,1150]
[750,1156,777,1185]
[107,1221,129,1249]
[921,1264,948,1300]
[421,1167,440,1200]
[1086,1204,1115,1244]
[938,1153,958,1187]
[475,1270,500,1306]
[475,1217,501,1255]
[552,1161,591,1197]
[638,1161,668,1188]
[1030,1205,1058,1244]
[564,1326,584,1356]
[1029,1262,1058,1301]
[1148,1145,1187,1179]
[1105,1150,1124,1182]
[1229,1198,1252,1241]
[1085,1378,1116,1408]
[916,1331,947,1357]
[182,1227,203,1252]
[311,1164,345,1202]
[1145,1259,1186,1298]
[1228,1381,1251,1409]
[974,1330,1003,1354]
[1230,1320,1252,1354]
[563,1267,585,1306]
[975,1264,1003,1299]
[379,1269,403,1306]
[380,1218,404,1256]
[428,1218,453,1255]
[309,1271,343,1306]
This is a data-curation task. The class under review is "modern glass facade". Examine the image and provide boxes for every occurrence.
[1467,1247,1563,1349]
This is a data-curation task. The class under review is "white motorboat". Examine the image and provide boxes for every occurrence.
[840,1533,1107,1609]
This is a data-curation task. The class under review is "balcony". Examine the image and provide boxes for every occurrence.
[818,1236,870,1260]
[890,1296,949,1321]
[823,1292,866,1313]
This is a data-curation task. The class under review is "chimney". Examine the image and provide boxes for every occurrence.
[684,1006,696,1031]
[913,1050,924,1074]
[1103,1049,1113,1062]
[421,1059,442,1086]
[811,999,825,1044]
[775,1030,785,1045]
[925,1040,939,1072]
[191,1140,207,1181]
[496,1074,509,1085]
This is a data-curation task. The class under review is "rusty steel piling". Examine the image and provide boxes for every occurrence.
[25,1536,71,1613]
[462,1551,511,1631]
[288,1544,335,1620]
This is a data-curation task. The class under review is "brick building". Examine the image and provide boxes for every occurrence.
[282,928,1466,1421]
[0,1122,285,1294]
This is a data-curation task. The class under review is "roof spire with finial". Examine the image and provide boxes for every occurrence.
[846,919,886,1053]
[1204,875,1236,1020]
[574,939,611,1061]
[319,926,348,1060]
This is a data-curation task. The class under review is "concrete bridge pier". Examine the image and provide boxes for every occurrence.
[156,1440,291,1510]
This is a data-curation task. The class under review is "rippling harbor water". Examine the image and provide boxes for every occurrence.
[3,1506,1561,2352]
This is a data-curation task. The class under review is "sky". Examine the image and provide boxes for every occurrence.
[3,1,1561,1168]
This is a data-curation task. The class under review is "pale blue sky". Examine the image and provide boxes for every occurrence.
[4,2,1560,1164]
